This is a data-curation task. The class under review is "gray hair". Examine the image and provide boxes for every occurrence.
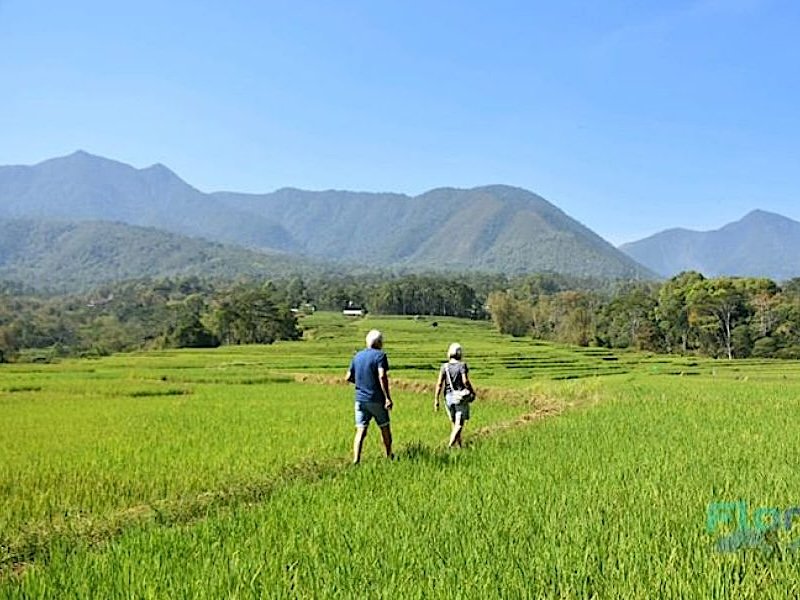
[366,329,383,349]
[447,342,462,359]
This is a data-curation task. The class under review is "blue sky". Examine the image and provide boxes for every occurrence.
[1,0,798,244]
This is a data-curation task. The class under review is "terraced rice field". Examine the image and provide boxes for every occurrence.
[3,312,800,598]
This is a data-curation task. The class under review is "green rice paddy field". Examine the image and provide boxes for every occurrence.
[3,312,800,598]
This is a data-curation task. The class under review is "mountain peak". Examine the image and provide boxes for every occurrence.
[474,184,529,194]
[40,150,126,170]
[739,209,794,224]
[622,209,800,279]
[142,162,176,177]
[64,149,105,162]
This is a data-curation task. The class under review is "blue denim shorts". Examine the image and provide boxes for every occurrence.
[355,401,390,428]
[446,392,470,422]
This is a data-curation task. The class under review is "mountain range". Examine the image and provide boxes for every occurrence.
[0,151,652,286]
[2,151,797,288]
[620,210,800,280]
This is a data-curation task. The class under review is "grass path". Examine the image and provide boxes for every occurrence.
[1,376,586,581]
[0,373,597,577]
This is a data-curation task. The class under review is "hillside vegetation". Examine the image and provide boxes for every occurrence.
[0,218,328,290]
[216,184,651,277]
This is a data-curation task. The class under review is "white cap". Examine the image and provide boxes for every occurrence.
[366,329,383,348]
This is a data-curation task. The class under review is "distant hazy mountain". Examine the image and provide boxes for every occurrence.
[0,218,326,291]
[0,151,296,251]
[0,151,652,279]
[620,210,800,280]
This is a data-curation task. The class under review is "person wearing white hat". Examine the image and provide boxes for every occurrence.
[434,342,476,448]
[345,329,393,463]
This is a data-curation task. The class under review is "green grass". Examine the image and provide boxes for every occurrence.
[4,312,800,598]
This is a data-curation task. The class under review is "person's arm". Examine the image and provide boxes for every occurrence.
[462,372,475,395]
[434,368,444,411]
[345,359,355,384]
[378,366,392,410]
[462,363,476,397]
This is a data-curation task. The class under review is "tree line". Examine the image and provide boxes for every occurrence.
[488,271,800,359]
[0,278,300,361]
[0,272,615,361]
[3,271,800,362]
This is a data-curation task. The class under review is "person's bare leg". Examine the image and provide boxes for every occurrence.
[353,426,367,464]
[448,425,462,447]
[449,414,463,448]
[380,425,393,459]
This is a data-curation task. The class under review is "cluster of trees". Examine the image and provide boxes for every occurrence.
[488,272,800,359]
[5,270,800,363]
[300,275,483,318]
[0,277,300,361]
[279,272,599,318]
[0,272,602,362]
